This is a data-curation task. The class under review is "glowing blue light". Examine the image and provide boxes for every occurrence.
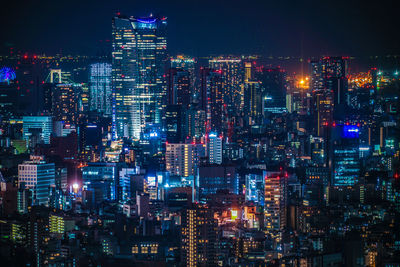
[208,132,217,138]
[0,67,16,84]
[137,18,157,23]
[342,125,360,138]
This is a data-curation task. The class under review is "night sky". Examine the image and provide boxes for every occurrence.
[1,0,398,57]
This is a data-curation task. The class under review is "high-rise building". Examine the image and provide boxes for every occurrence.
[310,57,348,135]
[89,63,112,116]
[209,57,243,115]
[166,143,206,177]
[165,104,184,143]
[245,171,266,206]
[166,68,191,108]
[243,80,263,124]
[49,214,75,235]
[185,105,206,138]
[181,204,218,267]
[332,125,360,186]
[22,116,52,147]
[52,84,78,125]
[264,171,287,241]
[170,55,196,97]
[256,67,287,114]
[112,15,167,139]
[198,165,238,196]
[18,156,55,206]
[200,68,224,134]
[82,162,119,203]
[207,132,222,164]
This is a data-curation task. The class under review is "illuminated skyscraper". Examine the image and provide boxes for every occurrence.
[166,68,191,108]
[52,83,79,125]
[181,204,218,267]
[332,125,360,186]
[207,132,222,164]
[165,143,206,177]
[18,156,55,206]
[243,80,263,124]
[311,57,348,135]
[165,104,183,143]
[185,105,206,138]
[112,15,167,139]
[200,68,224,134]
[209,57,243,114]
[264,171,287,241]
[170,55,196,97]
[89,63,112,116]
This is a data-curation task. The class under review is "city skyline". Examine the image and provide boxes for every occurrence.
[1,2,400,266]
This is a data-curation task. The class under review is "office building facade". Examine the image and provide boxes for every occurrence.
[112,15,167,139]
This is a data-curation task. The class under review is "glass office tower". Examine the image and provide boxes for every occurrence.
[112,15,167,139]
[89,63,112,116]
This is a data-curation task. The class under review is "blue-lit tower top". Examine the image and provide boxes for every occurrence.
[112,14,167,140]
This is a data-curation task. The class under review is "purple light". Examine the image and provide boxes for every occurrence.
[0,67,16,84]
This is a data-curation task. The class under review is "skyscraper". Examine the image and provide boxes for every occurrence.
[165,104,184,143]
[165,143,206,177]
[181,204,218,267]
[209,57,243,115]
[18,156,55,206]
[170,55,197,98]
[112,15,167,139]
[310,57,348,135]
[89,63,112,116]
[52,84,79,125]
[332,124,360,186]
[256,67,287,114]
[200,68,224,135]
[243,80,263,124]
[207,132,222,164]
[166,68,191,108]
[264,171,287,242]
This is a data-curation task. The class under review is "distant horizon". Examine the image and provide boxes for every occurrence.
[1,0,399,57]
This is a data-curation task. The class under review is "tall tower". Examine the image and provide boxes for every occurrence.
[200,68,224,135]
[181,204,218,267]
[264,171,287,242]
[310,57,348,136]
[255,67,287,114]
[52,84,78,125]
[112,15,167,139]
[208,57,243,115]
[89,63,112,116]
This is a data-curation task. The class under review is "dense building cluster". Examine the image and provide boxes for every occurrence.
[0,14,400,267]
